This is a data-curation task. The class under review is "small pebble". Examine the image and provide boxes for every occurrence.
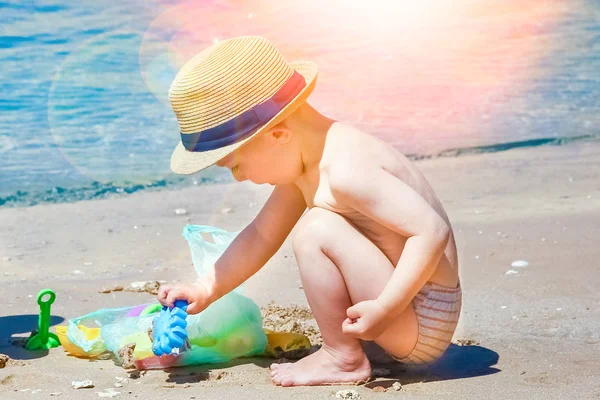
[372,386,386,392]
[72,380,94,389]
[174,208,188,215]
[455,339,480,346]
[505,270,518,275]
[335,389,361,399]
[392,381,402,391]
[72,270,85,275]
[50,392,63,396]
[83,262,93,266]
[372,367,391,377]
[133,226,138,229]
[114,383,123,388]
[31,389,42,394]
[128,370,146,379]
[0,354,10,368]
[501,306,507,309]
[511,260,529,268]
[97,388,121,398]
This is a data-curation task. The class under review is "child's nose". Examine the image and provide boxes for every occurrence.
[215,157,229,167]
[216,153,234,167]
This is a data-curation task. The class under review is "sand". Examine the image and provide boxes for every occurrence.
[1,140,599,399]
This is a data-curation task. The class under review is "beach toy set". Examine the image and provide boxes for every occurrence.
[51,225,310,369]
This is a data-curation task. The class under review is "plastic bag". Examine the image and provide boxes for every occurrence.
[65,224,268,368]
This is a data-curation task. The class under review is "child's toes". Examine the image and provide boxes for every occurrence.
[280,375,296,387]
[280,369,299,387]
[270,363,279,370]
[270,362,292,372]
[270,370,284,385]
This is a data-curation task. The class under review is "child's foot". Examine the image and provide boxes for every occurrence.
[270,346,371,386]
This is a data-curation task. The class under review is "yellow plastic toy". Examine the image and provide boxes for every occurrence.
[263,328,312,358]
[55,325,105,358]
[120,332,154,360]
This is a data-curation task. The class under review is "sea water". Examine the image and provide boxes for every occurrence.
[1,0,598,206]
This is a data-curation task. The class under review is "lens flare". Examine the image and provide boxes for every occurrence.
[139,0,566,156]
[47,0,568,190]
[48,29,179,184]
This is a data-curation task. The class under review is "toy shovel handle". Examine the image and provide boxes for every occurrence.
[37,289,56,344]
[173,300,188,312]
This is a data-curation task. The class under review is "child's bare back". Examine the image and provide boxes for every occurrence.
[294,121,459,290]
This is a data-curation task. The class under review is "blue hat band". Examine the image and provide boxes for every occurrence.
[180,70,306,152]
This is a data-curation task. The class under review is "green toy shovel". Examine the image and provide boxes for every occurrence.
[25,289,60,351]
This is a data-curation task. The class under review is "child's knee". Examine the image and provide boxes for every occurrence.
[293,208,340,253]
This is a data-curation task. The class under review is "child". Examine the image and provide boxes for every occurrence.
[158,36,461,386]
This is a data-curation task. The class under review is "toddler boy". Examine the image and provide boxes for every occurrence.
[158,36,461,386]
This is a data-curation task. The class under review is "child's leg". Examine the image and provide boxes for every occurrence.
[270,208,419,386]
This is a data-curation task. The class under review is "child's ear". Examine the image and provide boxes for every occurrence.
[269,127,292,144]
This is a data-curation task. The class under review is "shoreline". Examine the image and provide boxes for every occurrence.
[2,133,598,208]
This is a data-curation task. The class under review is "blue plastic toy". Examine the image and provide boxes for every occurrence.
[152,300,190,356]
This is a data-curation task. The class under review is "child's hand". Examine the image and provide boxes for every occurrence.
[157,282,213,315]
[341,299,392,341]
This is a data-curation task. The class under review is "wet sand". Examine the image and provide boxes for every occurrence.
[1,140,599,399]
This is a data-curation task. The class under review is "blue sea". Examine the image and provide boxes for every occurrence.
[1,0,599,207]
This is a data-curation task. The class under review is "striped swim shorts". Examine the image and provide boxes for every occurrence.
[394,281,462,365]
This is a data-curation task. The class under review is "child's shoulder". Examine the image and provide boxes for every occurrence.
[325,122,406,167]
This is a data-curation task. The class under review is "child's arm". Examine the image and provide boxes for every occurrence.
[331,164,450,339]
[158,183,306,314]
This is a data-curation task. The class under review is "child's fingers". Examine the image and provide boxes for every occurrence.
[157,285,172,304]
[165,288,183,307]
[346,304,361,320]
[341,318,355,329]
[342,318,361,336]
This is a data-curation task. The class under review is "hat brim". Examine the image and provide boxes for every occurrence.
[169,60,318,175]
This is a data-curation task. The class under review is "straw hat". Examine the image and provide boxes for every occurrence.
[169,36,318,175]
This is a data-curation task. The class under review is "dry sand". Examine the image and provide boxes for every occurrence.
[1,140,599,399]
